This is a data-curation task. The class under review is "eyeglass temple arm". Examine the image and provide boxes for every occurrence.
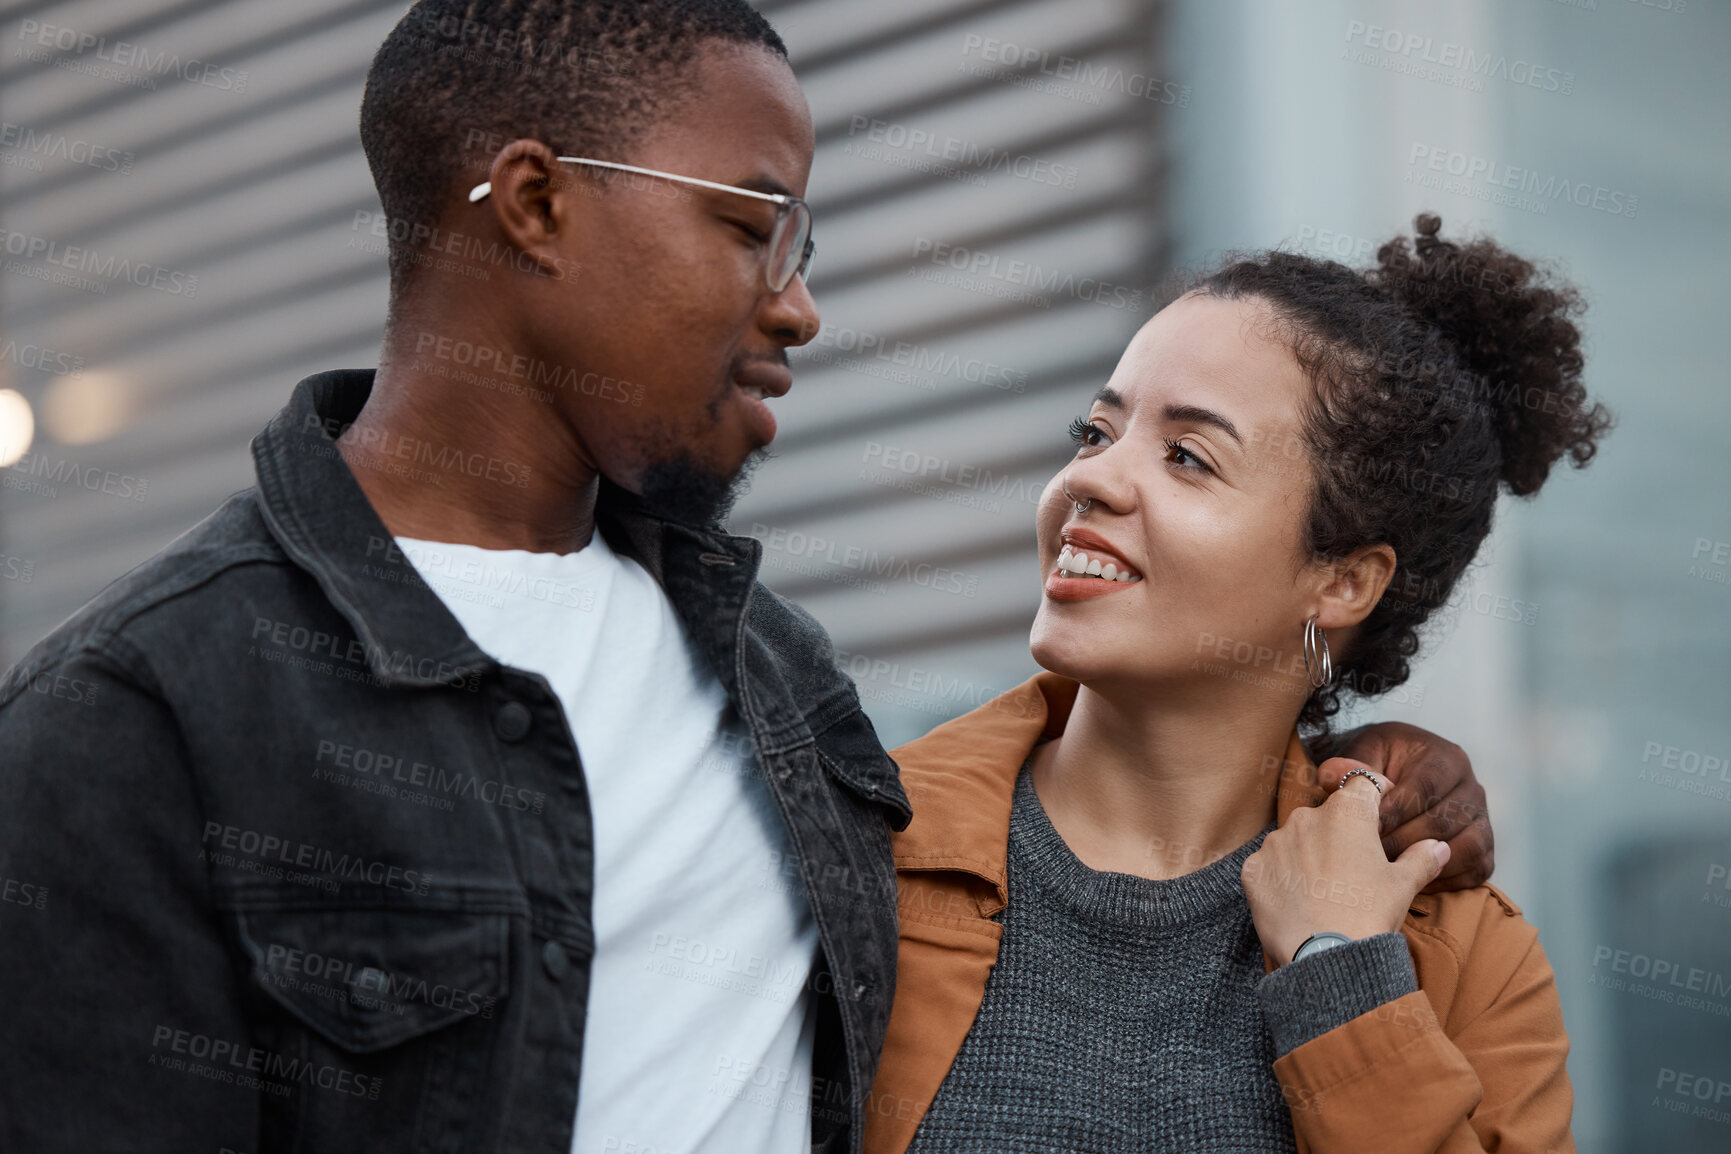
[468,156,791,205]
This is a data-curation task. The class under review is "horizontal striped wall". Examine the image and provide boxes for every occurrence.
[0,0,1171,745]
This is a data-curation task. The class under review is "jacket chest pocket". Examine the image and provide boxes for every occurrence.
[228,904,512,1154]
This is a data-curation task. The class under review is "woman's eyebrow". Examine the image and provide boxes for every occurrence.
[1089,388,1244,448]
[1163,402,1243,447]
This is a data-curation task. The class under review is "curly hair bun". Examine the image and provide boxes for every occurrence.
[1192,218,1612,730]
[1369,213,1612,496]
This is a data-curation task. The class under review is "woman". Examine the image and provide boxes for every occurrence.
[865,214,1609,1153]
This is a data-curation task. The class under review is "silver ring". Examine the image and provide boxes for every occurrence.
[1337,768,1382,795]
[1061,478,1091,514]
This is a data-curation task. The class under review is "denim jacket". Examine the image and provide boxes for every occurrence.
[0,369,912,1154]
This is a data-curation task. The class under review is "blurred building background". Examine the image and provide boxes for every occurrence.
[0,0,1726,1148]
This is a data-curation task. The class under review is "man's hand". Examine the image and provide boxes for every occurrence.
[1326,722,1494,893]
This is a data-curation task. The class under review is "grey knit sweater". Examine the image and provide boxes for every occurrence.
[904,763,1418,1153]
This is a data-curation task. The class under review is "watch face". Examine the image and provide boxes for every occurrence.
[1296,932,1352,961]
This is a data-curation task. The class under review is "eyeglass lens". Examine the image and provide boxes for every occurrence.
[768,200,813,292]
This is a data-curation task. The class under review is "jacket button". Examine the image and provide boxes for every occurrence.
[494,701,532,742]
[542,939,570,981]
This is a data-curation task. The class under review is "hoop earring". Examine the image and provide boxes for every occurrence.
[1302,616,1332,689]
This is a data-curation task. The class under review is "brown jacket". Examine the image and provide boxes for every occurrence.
[864,672,1576,1154]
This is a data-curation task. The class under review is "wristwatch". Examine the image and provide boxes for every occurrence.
[1292,931,1355,964]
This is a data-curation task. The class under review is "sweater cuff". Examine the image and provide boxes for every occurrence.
[1257,932,1419,1058]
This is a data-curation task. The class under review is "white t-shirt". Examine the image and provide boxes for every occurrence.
[395,530,818,1154]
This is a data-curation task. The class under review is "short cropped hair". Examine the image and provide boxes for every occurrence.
[360,0,787,291]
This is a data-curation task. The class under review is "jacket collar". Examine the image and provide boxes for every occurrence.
[250,368,766,691]
[888,671,1327,912]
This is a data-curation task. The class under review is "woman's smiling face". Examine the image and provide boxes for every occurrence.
[1030,291,1346,693]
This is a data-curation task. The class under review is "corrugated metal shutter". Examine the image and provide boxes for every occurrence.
[739,0,1167,743]
[0,0,1169,746]
[0,0,408,657]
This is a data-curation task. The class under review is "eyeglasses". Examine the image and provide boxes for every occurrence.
[468,156,815,293]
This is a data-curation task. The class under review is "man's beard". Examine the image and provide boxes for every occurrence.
[636,361,781,528]
[638,446,770,528]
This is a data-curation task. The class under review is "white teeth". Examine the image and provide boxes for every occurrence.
[1054,544,1141,581]
[740,383,766,400]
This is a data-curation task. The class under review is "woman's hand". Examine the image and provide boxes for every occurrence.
[1329,722,1493,892]
[1243,759,1451,966]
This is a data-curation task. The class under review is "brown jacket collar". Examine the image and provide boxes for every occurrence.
[890,670,1328,906]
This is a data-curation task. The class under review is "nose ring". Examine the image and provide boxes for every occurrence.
[1061,478,1091,514]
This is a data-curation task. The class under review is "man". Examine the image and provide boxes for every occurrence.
[0,2,1493,1151]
